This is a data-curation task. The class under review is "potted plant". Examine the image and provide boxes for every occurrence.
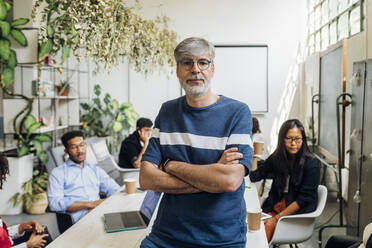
[80,84,139,153]
[10,170,49,214]
[56,80,70,96]
[0,0,52,214]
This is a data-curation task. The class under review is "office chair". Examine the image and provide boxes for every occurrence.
[270,185,328,248]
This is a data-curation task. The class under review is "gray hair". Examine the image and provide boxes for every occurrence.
[174,37,215,62]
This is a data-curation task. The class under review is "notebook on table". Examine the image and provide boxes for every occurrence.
[103,190,161,233]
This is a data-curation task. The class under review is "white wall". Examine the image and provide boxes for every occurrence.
[96,0,307,151]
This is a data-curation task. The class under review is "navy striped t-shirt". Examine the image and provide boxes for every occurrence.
[143,95,253,248]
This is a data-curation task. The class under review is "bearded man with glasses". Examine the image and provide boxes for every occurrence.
[139,37,253,248]
[48,131,120,223]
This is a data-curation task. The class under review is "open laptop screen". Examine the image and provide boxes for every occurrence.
[139,190,161,225]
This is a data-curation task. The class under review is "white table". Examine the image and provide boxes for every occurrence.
[49,185,268,248]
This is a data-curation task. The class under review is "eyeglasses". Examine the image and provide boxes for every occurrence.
[284,137,303,144]
[68,142,87,151]
[178,59,213,71]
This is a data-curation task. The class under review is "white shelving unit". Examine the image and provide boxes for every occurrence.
[2,56,90,147]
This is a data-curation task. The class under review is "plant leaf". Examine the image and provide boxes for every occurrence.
[0,0,7,21]
[80,102,90,110]
[0,39,10,60]
[26,122,42,139]
[10,192,21,207]
[38,39,52,62]
[18,145,30,157]
[60,43,70,64]
[112,99,119,111]
[47,24,54,37]
[1,67,13,89]
[38,152,48,165]
[24,115,37,130]
[116,112,122,122]
[112,121,123,133]
[11,18,29,27]
[7,49,17,68]
[33,134,52,142]
[4,1,10,12]
[0,20,10,37]
[33,140,42,156]
[94,84,101,96]
[10,28,28,46]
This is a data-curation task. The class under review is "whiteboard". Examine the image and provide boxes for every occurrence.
[212,45,268,113]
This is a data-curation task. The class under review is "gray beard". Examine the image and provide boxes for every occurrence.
[180,78,211,98]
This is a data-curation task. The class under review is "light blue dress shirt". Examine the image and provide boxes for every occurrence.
[47,160,120,223]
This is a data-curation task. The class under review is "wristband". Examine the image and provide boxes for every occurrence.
[162,159,170,172]
[253,154,262,159]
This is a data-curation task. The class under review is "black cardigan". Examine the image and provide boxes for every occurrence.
[249,155,320,214]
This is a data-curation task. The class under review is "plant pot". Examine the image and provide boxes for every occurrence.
[25,192,49,215]
[0,154,34,215]
[57,86,69,96]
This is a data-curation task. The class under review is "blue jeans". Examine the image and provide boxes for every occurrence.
[140,237,162,248]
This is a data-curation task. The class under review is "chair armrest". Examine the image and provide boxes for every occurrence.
[276,212,319,221]
[108,156,140,172]
[54,211,74,234]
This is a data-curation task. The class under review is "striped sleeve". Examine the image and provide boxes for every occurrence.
[226,104,253,172]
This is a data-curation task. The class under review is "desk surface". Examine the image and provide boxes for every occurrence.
[49,182,268,248]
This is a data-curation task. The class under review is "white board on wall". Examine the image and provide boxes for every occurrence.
[212,45,268,113]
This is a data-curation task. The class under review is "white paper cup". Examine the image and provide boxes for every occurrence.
[124,178,136,194]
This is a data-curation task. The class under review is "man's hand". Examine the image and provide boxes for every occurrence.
[138,129,150,144]
[218,147,243,165]
[19,220,44,234]
[26,232,48,248]
[88,199,105,209]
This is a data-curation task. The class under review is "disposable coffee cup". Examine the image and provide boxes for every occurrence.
[247,211,262,231]
[124,178,136,194]
[253,142,264,156]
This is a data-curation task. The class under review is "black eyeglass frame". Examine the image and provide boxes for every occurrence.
[177,59,213,71]
[284,137,304,144]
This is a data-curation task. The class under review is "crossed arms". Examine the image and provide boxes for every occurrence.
[140,147,246,194]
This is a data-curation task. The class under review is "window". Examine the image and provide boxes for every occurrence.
[307,0,364,55]
[350,6,361,35]
[338,12,349,40]
[321,26,329,51]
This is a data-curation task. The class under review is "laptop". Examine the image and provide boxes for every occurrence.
[103,190,161,233]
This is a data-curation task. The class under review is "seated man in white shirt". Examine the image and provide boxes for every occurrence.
[48,131,120,223]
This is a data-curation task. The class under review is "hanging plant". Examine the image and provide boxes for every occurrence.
[32,0,178,74]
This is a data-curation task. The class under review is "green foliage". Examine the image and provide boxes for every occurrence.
[19,114,52,165]
[80,84,139,151]
[0,1,29,90]
[10,170,49,209]
[32,0,177,73]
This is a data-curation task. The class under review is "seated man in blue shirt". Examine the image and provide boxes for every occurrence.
[118,118,153,168]
[48,131,120,223]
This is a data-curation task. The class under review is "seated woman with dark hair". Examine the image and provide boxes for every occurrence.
[0,153,49,248]
[249,119,320,242]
